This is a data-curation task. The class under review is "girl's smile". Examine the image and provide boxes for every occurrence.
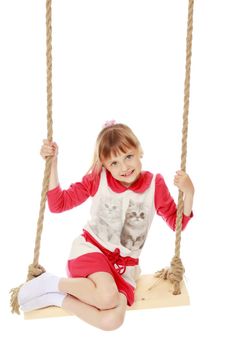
[121,169,135,177]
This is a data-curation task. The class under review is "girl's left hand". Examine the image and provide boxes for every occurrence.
[173,170,194,196]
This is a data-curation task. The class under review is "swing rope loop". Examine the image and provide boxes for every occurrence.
[10,0,53,314]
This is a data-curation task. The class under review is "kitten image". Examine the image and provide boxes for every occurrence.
[120,200,148,251]
[90,197,122,244]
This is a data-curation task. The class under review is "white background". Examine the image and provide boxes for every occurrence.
[1,0,232,349]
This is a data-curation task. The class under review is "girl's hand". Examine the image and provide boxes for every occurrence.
[40,139,58,161]
[173,170,194,196]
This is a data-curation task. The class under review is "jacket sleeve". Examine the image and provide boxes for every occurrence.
[47,172,100,213]
[154,174,193,231]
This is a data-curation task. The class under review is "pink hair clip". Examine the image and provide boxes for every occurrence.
[103,119,116,129]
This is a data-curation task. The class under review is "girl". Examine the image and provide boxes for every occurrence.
[18,122,194,331]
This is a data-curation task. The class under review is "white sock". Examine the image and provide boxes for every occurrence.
[21,292,66,312]
[18,272,61,305]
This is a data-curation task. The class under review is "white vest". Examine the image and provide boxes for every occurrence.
[84,169,156,259]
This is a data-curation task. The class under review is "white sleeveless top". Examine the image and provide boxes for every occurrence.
[84,168,156,259]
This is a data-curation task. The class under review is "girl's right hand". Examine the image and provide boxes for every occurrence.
[40,139,58,161]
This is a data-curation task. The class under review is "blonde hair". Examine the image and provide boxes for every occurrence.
[87,123,143,175]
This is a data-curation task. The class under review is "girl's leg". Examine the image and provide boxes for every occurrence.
[18,271,126,311]
[58,272,121,310]
[62,292,127,331]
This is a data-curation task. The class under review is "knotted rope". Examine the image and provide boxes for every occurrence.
[149,0,195,295]
[10,0,53,314]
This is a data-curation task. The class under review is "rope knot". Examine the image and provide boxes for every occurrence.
[169,256,185,282]
[167,256,185,294]
[153,256,185,295]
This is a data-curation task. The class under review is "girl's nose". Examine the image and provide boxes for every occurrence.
[120,162,128,172]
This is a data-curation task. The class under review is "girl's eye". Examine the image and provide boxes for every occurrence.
[111,161,118,167]
[127,154,133,159]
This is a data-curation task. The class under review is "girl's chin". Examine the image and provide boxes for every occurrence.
[119,170,140,186]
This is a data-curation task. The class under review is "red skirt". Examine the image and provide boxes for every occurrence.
[67,230,139,306]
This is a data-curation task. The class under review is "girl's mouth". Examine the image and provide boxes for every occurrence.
[121,170,135,177]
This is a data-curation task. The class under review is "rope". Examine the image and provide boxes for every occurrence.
[10,0,53,314]
[150,0,195,295]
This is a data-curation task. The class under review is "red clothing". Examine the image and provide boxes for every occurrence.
[47,169,193,231]
[67,230,138,306]
[67,252,135,306]
[48,169,193,306]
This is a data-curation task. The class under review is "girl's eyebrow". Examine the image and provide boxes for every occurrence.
[125,151,134,157]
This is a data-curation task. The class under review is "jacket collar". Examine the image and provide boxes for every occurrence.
[105,168,153,193]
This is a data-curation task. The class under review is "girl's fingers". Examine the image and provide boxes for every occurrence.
[176,170,186,176]
[43,139,51,145]
[40,146,54,156]
[43,139,57,146]
[41,140,58,159]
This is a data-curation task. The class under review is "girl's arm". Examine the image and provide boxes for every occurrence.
[183,192,194,216]
[40,139,100,213]
[174,170,195,216]
[154,174,193,231]
[40,139,59,190]
[46,171,100,213]
[49,158,59,190]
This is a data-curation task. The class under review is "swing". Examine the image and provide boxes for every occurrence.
[10,0,194,319]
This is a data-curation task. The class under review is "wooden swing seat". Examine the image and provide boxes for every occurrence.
[24,274,190,319]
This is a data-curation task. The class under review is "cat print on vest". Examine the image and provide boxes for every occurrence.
[90,197,123,244]
[120,200,148,251]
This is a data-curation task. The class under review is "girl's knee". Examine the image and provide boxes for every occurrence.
[99,293,127,331]
[97,289,120,310]
[88,272,120,310]
[99,310,125,331]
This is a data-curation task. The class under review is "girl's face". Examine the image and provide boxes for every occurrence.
[103,148,142,187]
